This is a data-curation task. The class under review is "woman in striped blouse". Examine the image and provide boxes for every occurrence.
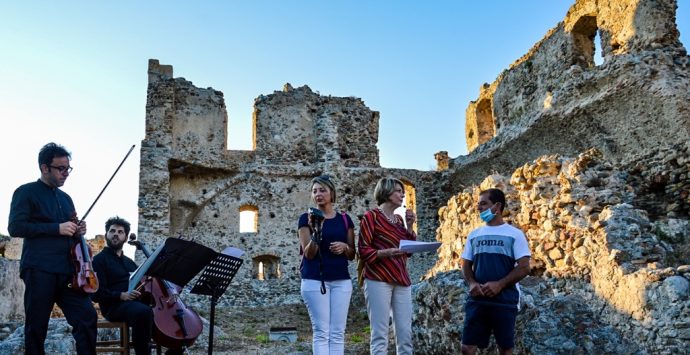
[358,177,417,355]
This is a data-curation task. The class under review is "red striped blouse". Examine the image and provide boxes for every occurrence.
[358,208,417,286]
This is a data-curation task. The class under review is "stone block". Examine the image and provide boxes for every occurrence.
[4,239,22,260]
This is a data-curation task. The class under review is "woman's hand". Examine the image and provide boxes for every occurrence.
[404,209,416,229]
[329,241,349,255]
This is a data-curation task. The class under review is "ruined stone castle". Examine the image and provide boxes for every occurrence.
[1,0,689,353]
[414,0,690,353]
[138,61,449,305]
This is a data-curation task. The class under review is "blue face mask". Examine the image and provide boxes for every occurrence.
[479,204,496,223]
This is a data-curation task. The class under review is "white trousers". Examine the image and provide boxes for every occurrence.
[363,279,413,355]
[301,279,353,355]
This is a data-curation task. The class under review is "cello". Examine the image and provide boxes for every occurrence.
[128,234,203,350]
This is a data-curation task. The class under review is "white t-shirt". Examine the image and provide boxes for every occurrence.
[462,223,530,307]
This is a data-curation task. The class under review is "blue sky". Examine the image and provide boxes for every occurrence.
[1,1,688,239]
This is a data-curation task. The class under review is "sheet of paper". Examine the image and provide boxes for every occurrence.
[222,246,245,258]
[399,240,441,253]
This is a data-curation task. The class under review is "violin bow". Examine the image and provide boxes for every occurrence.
[76,144,136,224]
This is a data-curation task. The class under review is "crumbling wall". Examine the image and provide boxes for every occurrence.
[415,149,690,354]
[139,60,450,306]
[414,0,690,352]
[459,0,689,185]
[254,84,380,167]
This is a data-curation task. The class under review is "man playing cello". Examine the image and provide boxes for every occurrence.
[92,216,183,355]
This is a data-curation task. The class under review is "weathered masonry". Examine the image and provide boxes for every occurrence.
[138,62,450,305]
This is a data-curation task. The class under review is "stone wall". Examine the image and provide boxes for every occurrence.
[414,148,690,353]
[0,259,23,321]
[0,236,105,321]
[138,60,450,306]
[458,0,689,185]
[412,1,690,352]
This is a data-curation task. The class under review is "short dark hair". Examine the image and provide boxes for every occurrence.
[105,216,131,236]
[38,142,71,167]
[480,188,506,212]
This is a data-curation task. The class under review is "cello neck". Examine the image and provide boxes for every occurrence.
[139,243,153,259]
[129,237,179,295]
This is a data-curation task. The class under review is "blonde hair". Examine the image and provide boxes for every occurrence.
[311,175,337,203]
[374,177,404,205]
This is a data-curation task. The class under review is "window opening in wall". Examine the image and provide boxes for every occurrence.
[593,30,603,66]
[475,98,495,145]
[226,102,256,151]
[571,15,599,68]
[394,180,417,233]
[239,205,258,233]
[252,255,281,280]
[258,262,265,281]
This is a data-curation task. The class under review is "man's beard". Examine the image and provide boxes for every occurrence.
[106,237,125,251]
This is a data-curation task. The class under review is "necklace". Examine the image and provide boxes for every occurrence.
[377,207,398,225]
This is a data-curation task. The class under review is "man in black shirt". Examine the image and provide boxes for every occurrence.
[8,142,97,355]
[92,216,154,355]
[92,217,185,355]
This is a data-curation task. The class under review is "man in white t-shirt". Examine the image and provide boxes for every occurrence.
[460,188,531,355]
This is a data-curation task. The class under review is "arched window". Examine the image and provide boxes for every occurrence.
[258,262,265,281]
[252,255,281,280]
[239,205,258,233]
[570,15,601,68]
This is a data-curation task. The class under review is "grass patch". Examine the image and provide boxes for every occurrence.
[255,334,269,343]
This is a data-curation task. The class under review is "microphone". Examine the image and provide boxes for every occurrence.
[308,208,325,243]
[308,207,325,221]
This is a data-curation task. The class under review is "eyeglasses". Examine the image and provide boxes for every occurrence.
[49,165,73,174]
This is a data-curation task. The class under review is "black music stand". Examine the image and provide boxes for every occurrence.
[190,252,243,355]
[131,238,217,290]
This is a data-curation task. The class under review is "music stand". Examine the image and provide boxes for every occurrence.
[129,238,217,291]
[190,252,243,355]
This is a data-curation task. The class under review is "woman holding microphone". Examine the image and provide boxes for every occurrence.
[297,175,356,355]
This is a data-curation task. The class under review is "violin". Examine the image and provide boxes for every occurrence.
[128,234,203,349]
[68,212,98,293]
[66,144,135,293]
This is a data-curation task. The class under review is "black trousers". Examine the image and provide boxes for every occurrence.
[22,268,97,355]
[106,301,154,355]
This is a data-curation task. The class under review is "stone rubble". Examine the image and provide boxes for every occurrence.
[416,148,690,353]
[1,0,689,353]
